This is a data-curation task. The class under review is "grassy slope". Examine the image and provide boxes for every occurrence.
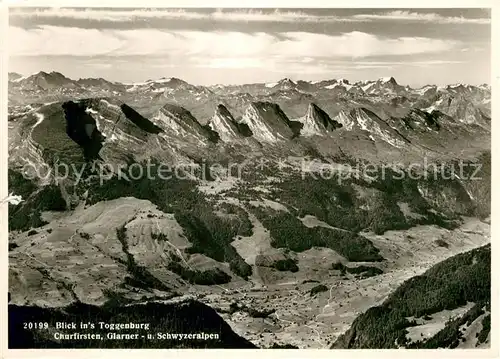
[77,164,254,279]
[332,244,491,349]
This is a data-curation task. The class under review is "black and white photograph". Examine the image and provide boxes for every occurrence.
[3,4,495,352]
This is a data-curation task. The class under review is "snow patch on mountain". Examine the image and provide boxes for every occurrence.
[362,82,376,92]
[32,113,45,131]
[85,107,98,115]
[97,99,120,112]
[155,77,173,84]
[423,99,444,113]
[352,109,406,148]
[84,107,103,133]
[12,75,29,83]
[333,111,355,131]
[334,108,406,148]
[415,85,437,95]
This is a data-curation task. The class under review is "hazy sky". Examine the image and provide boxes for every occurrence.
[9,8,491,86]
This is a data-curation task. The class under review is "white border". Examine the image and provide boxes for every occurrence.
[1,0,498,8]
[1,1,498,359]
[1,2,10,358]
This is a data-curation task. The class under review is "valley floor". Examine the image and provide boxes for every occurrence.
[200,218,490,348]
[8,196,490,349]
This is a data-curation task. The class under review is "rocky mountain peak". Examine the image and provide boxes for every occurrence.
[239,102,300,143]
[8,72,23,82]
[208,104,242,142]
[301,103,343,136]
[155,103,219,145]
[276,78,297,90]
[379,76,398,85]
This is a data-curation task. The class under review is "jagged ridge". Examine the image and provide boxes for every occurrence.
[238,101,303,143]
[154,103,219,144]
[208,104,252,142]
[300,103,342,136]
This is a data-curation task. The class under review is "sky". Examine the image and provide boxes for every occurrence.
[8,7,492,86]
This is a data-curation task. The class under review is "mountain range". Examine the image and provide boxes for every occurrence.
[7,70,491,349]
[8,71,491,166]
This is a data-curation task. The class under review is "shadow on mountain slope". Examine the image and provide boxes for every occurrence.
[62,101,105,161]
[120,103,163,134]
[9,299,257,349]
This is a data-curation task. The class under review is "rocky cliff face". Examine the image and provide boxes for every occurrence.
[239,102,303,143]
[299,103,342,136]
[208,104,246,142]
